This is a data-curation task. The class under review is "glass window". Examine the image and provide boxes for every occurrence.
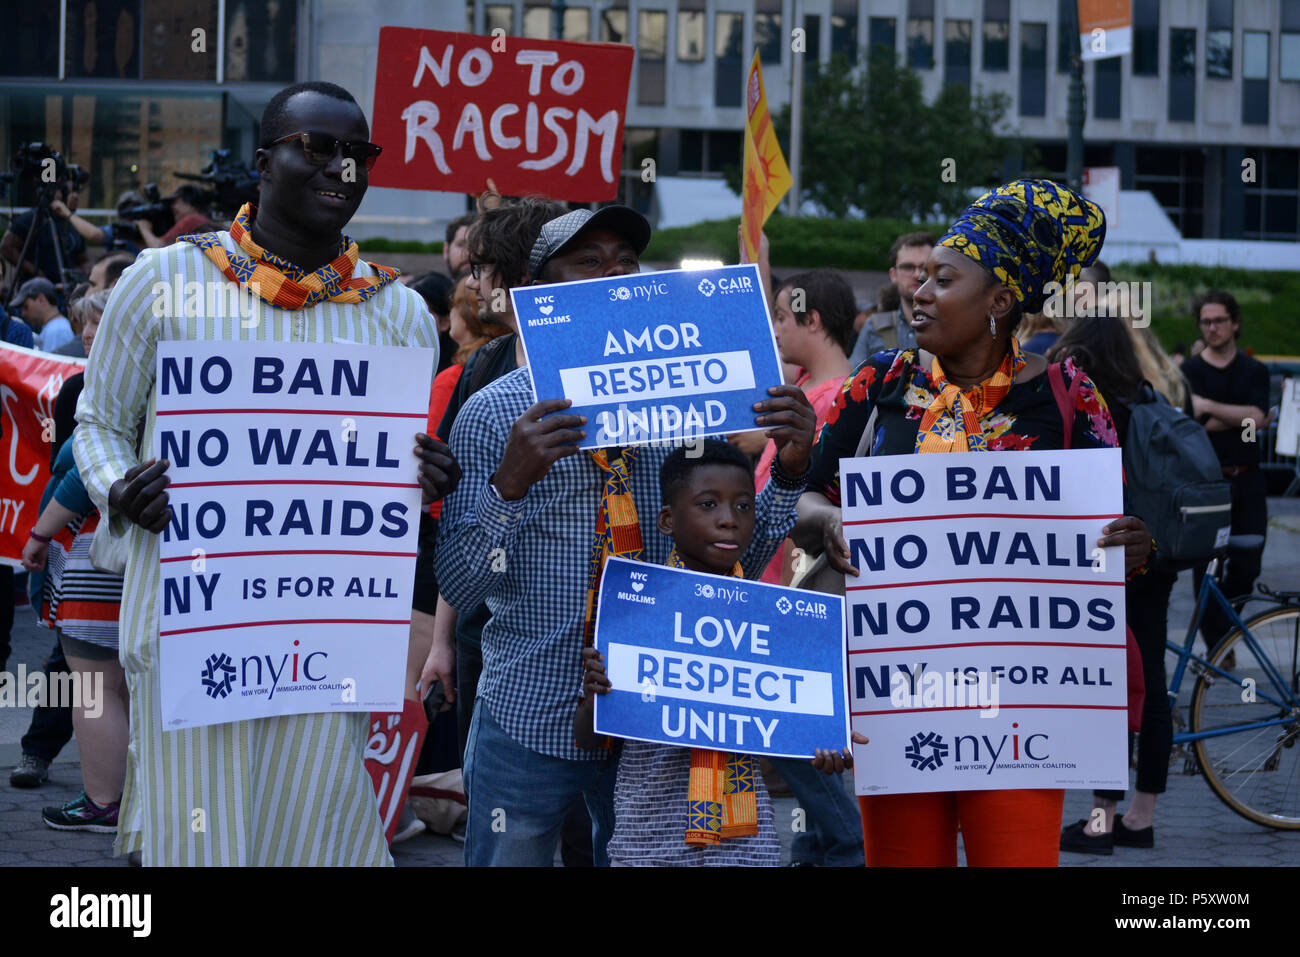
[66,0,141,78]
[831,0,858,64]
[678,5,705,62]
[755,0,783,64]
[1284,34,1300,81]
[562,8,590,42]
[868,17,895,62]
[523,5,551,39]
[715,11,743,108]
[945,19,972,89]
[225,0,297,83]
[638,9,667,106]
[907,0,934,71]
[1133,0,1159,76]
[805,14,822,63]
[1169,28,1197,122]
[1019,21,1047,116]
[1171,27,1197,75]
[1,88,225,211]
[1056,0,1073,73]
[1094,56,1121,118]
[1244,31,1269,79]
[1206,0,1233,78]
[142,0,219,81]
[485,4,514,36]
[983,0,1009,71]
[0,2,59,77]
[601,7,629,44]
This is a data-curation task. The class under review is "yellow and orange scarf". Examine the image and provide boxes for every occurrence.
[915,338,1027,453]
[580,452,758,847]
[179,202,399,310]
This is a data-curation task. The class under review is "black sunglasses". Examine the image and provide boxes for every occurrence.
[265,131,383,171]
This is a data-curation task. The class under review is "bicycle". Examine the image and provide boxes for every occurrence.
[1166,534,1300,829]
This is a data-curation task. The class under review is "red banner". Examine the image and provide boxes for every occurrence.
[0,344,85,565]
[370,27,634,202]
[365,698,428,844]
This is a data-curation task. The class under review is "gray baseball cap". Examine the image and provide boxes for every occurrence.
[8,277,56,310]
[528,205,651,281]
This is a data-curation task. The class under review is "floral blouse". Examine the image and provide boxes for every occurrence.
[807,349,1119,505]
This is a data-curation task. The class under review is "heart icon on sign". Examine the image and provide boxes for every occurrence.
[539,305,554,315]
[631,580,644,592]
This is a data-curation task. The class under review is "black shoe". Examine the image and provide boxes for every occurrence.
[9,754,50,788]
[1060,818,1114,855]
[1113,814,1154,848]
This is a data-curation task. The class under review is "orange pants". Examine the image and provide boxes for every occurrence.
[858,789,1064,866]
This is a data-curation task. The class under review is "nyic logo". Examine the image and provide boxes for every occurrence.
[200,640,333,701]
[614,286,632,300]
[904,731,949,770]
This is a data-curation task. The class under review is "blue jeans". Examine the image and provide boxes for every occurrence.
[462,699,617,866]
[770,756,865,866]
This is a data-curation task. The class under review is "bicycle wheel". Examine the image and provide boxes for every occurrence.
[1190,606,1300,829]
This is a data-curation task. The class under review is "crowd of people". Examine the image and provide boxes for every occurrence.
[0,79,1278,867]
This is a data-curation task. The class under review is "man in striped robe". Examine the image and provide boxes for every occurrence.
[73,81,459,865]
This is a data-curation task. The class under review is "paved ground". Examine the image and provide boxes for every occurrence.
[4,500,1300,866]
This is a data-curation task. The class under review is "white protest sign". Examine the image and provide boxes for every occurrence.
[842,448,1129,793]
[153,341,434,729]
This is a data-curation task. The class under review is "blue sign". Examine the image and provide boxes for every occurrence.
[593,557,851,759]
[510,265,784,449]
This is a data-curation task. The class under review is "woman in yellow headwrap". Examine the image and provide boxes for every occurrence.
[792,180,1152,866]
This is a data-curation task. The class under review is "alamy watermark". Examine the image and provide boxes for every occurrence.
[1041,274,1152,328]
[1,666,103,718]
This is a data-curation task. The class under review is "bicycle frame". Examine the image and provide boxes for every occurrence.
[1167,566,1300,745]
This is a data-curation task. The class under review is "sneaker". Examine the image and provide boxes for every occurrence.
[1113,814,1154,848]
[42,791,120,833]
[9,754,50,788]
[391,805,426,845]
[1060,817,1114,855]
[450,818,467,844]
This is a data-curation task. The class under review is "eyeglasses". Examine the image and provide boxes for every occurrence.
[469,261,492,280]
[1199,316,1234,328]
[264,131,383,171]
[893,263,927,276]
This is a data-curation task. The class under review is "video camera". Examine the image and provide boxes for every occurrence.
[116,183,174,237]
[0,142,89,204]
[175,149,259,218]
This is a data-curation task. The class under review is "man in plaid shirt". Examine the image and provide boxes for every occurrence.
[436,209,817,866]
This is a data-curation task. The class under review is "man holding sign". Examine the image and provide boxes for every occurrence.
[436,210,818,866]
[74,81,458,866]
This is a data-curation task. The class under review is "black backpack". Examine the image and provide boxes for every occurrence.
[1122,383,1232,569]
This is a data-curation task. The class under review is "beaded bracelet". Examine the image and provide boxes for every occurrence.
[28,530,51,543]
[768,455,810,491]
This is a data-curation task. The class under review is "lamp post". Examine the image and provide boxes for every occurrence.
[1066,0,1086,190]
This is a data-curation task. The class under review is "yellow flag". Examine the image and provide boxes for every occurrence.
[741,51,793,263]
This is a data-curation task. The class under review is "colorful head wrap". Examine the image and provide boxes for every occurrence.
[937,179,1105,314]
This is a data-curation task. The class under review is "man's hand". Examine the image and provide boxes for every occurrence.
[810,733,868,774]
[755,385,816,476]
[581,647,612,698]
[414,433,461,504]
[1098,515,1153,574]
[108,459,172,533]
[821,514,859,578]
[418,628,455,710]
[492,399,586,501]
[50,199,71,219]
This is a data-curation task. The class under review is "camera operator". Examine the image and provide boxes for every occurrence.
[50,189,146,256]
[0,180,90,283]
[136,184,215,248]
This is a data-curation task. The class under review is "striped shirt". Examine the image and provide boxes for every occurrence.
[435,367,804,761]
[73,234,438,866]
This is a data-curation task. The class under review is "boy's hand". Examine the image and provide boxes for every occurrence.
[582,647,612,697]
[755,385,816,476]
[810,732,869,774]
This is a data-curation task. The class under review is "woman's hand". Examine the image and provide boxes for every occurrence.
[21,537,48,572]
[1099,515,1152,574]
[821,514,859,577]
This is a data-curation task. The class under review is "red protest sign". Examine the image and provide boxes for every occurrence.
[0,343,84,565]
[370,27,634,202]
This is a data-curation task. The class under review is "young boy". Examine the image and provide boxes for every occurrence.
[575,439,854,866]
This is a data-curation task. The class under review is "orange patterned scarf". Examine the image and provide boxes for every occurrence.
[179,202,399,310]
[668,550,760,847]
[915,337,1027,453]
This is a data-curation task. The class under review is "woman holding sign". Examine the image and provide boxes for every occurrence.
[792,180,1152,867]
